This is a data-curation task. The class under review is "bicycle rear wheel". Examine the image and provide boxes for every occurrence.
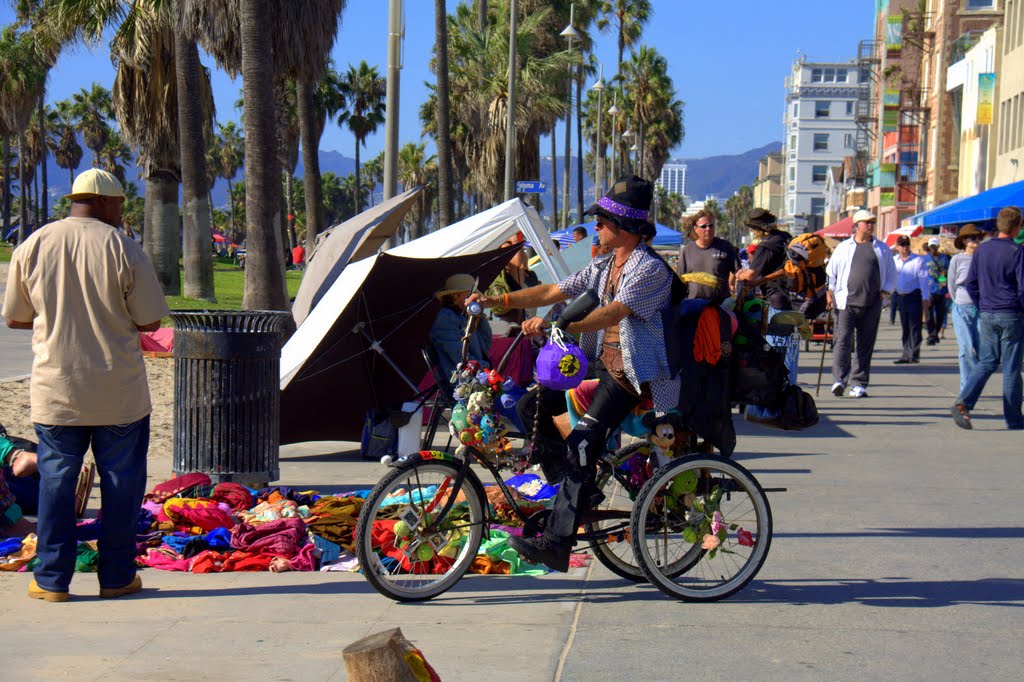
[587,469,644,581]
[355,460,486,602]
[631,456,772,602]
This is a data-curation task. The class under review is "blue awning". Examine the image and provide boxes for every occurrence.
[549,221,683,248]
[905,179,1024,228]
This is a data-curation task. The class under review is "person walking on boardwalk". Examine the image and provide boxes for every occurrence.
[892,235,931,364]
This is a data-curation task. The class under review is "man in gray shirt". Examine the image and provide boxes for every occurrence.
[677,209,740,302]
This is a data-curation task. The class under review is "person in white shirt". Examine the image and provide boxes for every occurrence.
[891,235,931,363]
[825,210,897,398]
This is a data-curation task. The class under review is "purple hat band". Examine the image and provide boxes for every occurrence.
[597,196,650,221]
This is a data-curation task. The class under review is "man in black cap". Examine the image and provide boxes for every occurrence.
[468,175,679,572]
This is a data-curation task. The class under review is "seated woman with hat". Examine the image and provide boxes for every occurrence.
[429,274,493,389]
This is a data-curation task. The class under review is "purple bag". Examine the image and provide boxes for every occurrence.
[536,330,588,391]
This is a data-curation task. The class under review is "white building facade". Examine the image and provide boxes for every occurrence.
[657,162,688,197]
[782,58,868,228]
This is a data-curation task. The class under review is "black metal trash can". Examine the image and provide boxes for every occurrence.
[170,311,292,488]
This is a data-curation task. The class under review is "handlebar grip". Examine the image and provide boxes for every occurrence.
[466,301,483,317]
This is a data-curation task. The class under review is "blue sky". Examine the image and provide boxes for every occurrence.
[3,1,875,160]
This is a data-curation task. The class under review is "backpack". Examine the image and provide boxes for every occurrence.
[360,409,398,461]
[784,233,828,303]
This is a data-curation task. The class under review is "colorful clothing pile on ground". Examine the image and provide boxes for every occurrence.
[0,471,591,576]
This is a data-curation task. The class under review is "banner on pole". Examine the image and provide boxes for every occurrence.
[885,15,903,51]
[977,73,995,125]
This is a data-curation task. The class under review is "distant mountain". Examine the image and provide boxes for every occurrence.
[679,142,782,201]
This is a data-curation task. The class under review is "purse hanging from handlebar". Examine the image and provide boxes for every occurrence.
[536,326,588,391]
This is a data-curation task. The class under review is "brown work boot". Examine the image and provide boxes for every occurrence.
[28,580,70,602]
[99,575,142,598]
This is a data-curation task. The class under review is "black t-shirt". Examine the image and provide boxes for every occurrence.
[846,240,881,308]
[749,230,793,308]
[678,237,740,301]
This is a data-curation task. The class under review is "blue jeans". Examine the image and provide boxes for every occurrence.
[34,417,150,592]
[951,302,980,395]
[956,312,1024,428]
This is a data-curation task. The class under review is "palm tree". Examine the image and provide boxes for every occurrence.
[434,0,454,228]
[444,2,577,208]
[0,25,53,244]
[398,142,438,240]
[724,185,754,245]
[320,171,346,227]
[213,121,244,242]
[49,98,82,188]
[98,130,132,184]
[596,0,651,73]
[304,64,345,251]
[338,61,386,215]
[620,45,683,181]
[173,2,216,301]
[71,83,112,167]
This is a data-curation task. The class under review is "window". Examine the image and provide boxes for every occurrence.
[860,67,870,83]
[815,101,830,118]
[790,134,797,151]
[789,166,796,181]
[846,101,854,115]
[836,68,848,83]
[844,133,855,148]
[811,68,823,83]
[813,133,829,151]
[966,0,994,8]
[812,165,828,183]
[793,102,798,118]
[810,198,826,216]
[789,199,795,214]
[824,68,835,82]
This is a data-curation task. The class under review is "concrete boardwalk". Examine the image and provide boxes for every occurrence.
[2,322,1023,680]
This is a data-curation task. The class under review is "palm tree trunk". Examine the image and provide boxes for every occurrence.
[550,130,558,229]
[617,27,624,74]
[33,170,39,228]
[284,172,297,248]
[39,95,48,225]
[226,177,236,242]
[240,0,288,311]
[435,0,453,228]
[297,78,325,256]
[354,139,362,214]
[175,24,216,301]
[562,98,571,226]
[576,70,584,219]
[17,131,28,245]
[144,173,182,295]
[2,136,10,241]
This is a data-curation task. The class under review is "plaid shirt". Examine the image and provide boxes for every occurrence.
[558,244,680,414]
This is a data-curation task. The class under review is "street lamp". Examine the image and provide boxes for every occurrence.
[607,94,620,183]
[560,4,578,227]
[592,65,605,199]
[622,126,635,174]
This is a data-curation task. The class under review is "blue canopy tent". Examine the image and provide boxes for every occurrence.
[904,179,1024,229]
[548,221,683,249]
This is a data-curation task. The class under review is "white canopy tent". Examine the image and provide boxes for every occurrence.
[281,199,569,388]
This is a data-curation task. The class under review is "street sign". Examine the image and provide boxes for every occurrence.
[515,180,546,193]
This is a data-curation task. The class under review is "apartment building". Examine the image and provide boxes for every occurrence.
[994,0,1024,185]
[657,163,688,198]
[752,151,784,216]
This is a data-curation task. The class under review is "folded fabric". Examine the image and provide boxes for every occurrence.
[269,543,317,572]
[694,305,723,365]
[0,532,37,571]
[211,482,253,512]
[146,473,212,504]
[236,499,310,525]
[163,497,235,534]
[230,517,306,556]
[138,546,192,572]
[478,530,546,575]
[0,536,22,557]
[306,497,364,551]
[75,541,99,572]
[320,551,360,572]
[255,486,317,506]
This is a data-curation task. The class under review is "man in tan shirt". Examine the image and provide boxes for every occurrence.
[3,169,169,602]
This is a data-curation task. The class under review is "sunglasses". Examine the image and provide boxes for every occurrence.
[694,223,715,230]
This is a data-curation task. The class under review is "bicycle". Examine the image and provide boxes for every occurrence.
[354,291,773,602]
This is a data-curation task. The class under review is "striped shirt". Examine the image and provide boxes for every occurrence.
[558,244,680,414]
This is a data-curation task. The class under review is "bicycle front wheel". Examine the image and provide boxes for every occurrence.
[631,456,772,602]
[355,460,486,602]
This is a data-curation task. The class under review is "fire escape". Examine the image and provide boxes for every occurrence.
[855,38,879,192]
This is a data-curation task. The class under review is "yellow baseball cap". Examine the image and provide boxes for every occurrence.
[65,168,125,201]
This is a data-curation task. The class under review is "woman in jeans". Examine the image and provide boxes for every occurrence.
[948,224,985,394]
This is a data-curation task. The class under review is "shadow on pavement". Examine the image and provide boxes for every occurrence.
[735,414,853,439]
[774,526,1024,539]
[737,577,1024,608]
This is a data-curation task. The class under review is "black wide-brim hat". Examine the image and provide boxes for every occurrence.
[954,223,985,250]
[744,207,778,232]
[584,175,656,239]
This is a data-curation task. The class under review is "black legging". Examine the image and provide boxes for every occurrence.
[926,292,947,342]
[517,361,641,541]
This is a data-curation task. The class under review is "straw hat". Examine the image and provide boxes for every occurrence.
[435,273,476,299]
[65,168,125,201]
[851,209,876,223]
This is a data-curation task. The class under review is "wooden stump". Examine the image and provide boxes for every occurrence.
[342,627,438,681]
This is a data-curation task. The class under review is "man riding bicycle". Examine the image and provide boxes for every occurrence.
[469,176,679,572]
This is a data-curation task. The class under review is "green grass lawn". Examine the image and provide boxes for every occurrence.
[0,244,10,263]
[165,258,303,312]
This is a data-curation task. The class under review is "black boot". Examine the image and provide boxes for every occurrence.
[507,533,571,572]
[528,435,566,484]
